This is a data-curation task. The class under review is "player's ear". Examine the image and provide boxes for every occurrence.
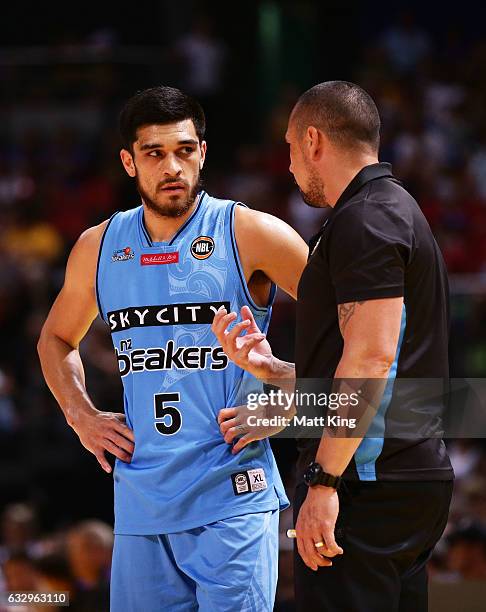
[120,149,136,177]
[199,140,207,169]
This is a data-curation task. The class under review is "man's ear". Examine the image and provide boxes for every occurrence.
[199,140,207,169]
[120,149,136,177]
[306,126,324,162]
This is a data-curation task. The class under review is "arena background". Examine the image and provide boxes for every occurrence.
[1,1,486,610]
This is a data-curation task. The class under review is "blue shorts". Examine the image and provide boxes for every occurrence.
[110,510,279,611]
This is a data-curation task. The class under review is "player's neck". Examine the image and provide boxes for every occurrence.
[142,194,200,243]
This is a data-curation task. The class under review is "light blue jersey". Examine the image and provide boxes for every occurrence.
[96,191,289,535]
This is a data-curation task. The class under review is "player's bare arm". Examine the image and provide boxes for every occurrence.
[235,204,307,302]
[37,221,135,473]
[212,206,304,380]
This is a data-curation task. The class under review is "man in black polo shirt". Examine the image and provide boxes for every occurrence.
[212,81,453,611]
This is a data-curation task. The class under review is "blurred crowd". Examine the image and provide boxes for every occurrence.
[0,6,486,610]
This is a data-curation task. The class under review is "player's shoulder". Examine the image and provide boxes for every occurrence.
[75,219,110,253]
[234,204,304,245]
[68,219,113,278]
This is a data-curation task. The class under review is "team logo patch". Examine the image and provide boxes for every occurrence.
[231,468,267,496]
[112,247,134,262]
[141,252,179,266]
[191,236,214,260]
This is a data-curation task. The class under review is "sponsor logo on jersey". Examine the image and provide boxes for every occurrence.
[115,340,228,376]
[107,301,230,332]
[231,469,267,496]
[191,236,214,260]
[140,252,179,266]
[112,246,135,262]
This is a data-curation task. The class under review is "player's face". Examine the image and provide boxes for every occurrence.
[286,120,328,208]
[120,120,206,218]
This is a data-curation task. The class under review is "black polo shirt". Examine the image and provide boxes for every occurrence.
[295,162,454,482]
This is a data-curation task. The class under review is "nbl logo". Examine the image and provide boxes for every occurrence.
[191,236,214,260]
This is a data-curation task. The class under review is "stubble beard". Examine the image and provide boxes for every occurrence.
[299,165,329,209]
[135,171,203,219]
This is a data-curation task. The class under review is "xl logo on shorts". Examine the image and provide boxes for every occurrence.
[191,236,214,260]
[231,469,267,496]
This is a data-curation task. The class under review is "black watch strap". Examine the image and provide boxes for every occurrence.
[304,461,342,489]
[316,472,342,489]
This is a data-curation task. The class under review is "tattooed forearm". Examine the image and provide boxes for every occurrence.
[267,358,295,381]
[338,301,365,334]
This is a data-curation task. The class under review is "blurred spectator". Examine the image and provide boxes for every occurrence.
[173,16,227,99]
[0,369,17,434]
[1,200,63,266]
[0,504,38,562]
[447,523,486,580]
[3,552,37,591]
[65,521,112,612]
[34,551,73,594]
[380,11,431,73]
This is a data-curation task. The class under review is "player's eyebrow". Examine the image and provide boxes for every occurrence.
[139,139,198,150]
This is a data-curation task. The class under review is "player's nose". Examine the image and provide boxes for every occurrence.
[163,153,183,176]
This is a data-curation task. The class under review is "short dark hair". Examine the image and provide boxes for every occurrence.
[119,86,206,151]
[292,81,380,152]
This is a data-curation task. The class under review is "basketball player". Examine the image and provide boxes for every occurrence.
[37,86,308,611]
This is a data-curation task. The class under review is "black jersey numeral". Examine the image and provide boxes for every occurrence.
[154,392,182,436]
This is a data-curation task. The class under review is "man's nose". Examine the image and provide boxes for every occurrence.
[163,154,182,176]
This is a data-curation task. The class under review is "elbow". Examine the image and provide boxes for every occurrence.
[37,327,47,359]
[341,348,396,378]
[37,325,53,361]
[366,353,395,377]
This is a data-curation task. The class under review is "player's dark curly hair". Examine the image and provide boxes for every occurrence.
[293,81,380,152]
[119,86,206,152]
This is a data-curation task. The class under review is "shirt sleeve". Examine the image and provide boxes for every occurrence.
[328,201,411,304]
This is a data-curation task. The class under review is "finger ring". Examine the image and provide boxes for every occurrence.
[314,541,325,548]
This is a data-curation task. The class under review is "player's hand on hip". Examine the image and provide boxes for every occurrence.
[295,486,344,571]
[211,305,274,380]
[218,405,258,454]
[71,408,135,473]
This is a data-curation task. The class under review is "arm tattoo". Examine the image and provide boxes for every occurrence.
[338,301,365,334]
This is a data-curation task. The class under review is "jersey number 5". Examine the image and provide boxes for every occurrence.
[154,393,182,435]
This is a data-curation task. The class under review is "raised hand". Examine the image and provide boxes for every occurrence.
[211,305,274,380]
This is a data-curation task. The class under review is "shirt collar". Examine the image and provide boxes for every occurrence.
[334,162,394,210]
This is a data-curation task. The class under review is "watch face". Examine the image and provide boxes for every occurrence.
[304,462,322,486]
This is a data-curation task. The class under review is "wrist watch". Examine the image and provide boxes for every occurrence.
[304,461,342,490]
